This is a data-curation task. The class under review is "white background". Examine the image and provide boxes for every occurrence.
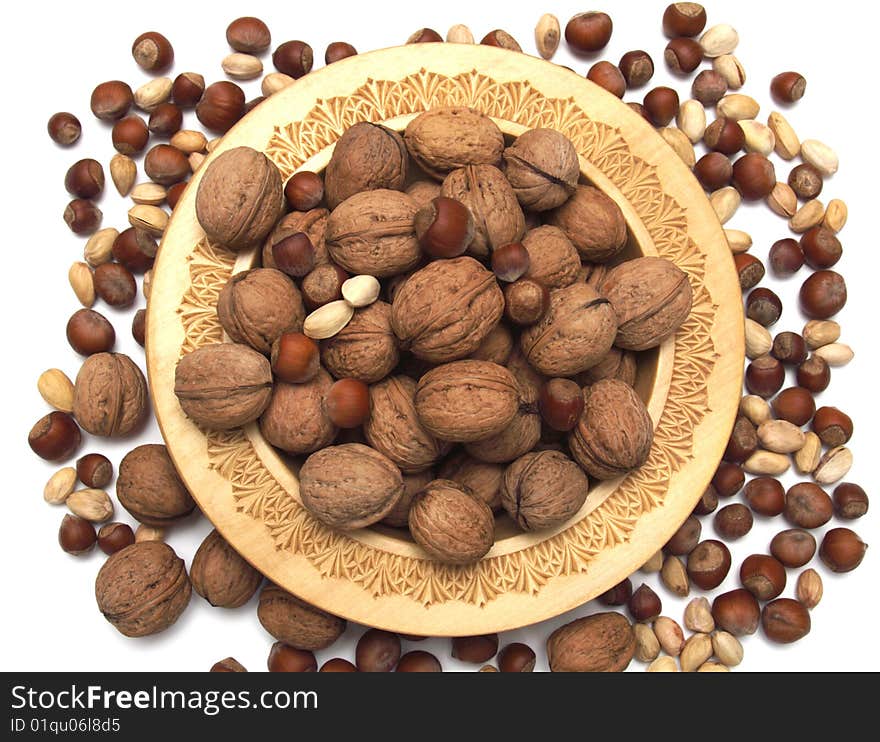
[2,0,877,672]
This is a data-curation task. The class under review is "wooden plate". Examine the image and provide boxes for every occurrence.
[148,44,743,636]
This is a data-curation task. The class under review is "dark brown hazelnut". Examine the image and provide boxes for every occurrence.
[132,31,174,72]
[733,253,765,291]
[497,643,536,672]
[320,658,357,672]
[797,355,831,393]
[196,81,246,133]
[28,412,82,461]
[90,81,134,121]
[704,117,744,155]
[172,72,206,108]
[66,308,116,356]
[744,477,785,516]
[301,263,348,310]
[662,2,707,37]
[714,503,753,540]
[733,153,776,200]
[77,452,113,489]
[770,529,816,568]
[770,72,807,104]
[800,226,842,270]
[63,200,102,235]
[65,159,105,199]
[627,102,651,122]
[59,514,96,555]
[693,484,719,516]
[565,11,613,52]
[112,228,157,273]
[97,522,136,555]
[226,17,271,53]
[628,583,661,622]
[587,61,626,98]
[355,629,401,672]
[284,172,324,211]
[771,332,807,365]
[414,197,474,259]
[785,482,833,529]
[746,287,782,326]
[711,461,745,497]
[480,29,522,51]
[452,634,499,664]
[598,578,633,606]
[111,116,149,155]
[740,554,786,600]
[619,50,654,88]
[132,309,146,347]
[762,598,811,644]
[166,182,187,210]
[396,651,442,672]
[788,163,823,200]
[407,28,444,43]
[491,242,530,283]
[819,527,867,572]
[325,41,357,64]
[325,378,371,428]
[272,233,316,278]
[504,279,550,326]
[144,144,190,186]
[665,514,701,555]
[665,37,703,74]
[538,378,584,432]
[212,657,248,672]
[686,539,731,590]
[800,270,847,319]
[724,415,758,462]
[711,589,760,636]
[272,40,314,78]
[271,332,320,384]
[148,103,183,137]
[93,263,137,308]
[772,387,816,426]
[267,642,317,672]
[691,69,727,106]
[694,152,733,191]
[833,483,869,520]
[768,238,804,276]
[48,112,82,146]
[643,86,680,126]
[745,356,784,399]
[812,406,853,447]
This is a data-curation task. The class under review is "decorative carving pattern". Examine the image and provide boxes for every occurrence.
[176,68,718,606]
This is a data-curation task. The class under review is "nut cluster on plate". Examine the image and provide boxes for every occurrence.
[177,104,694,564]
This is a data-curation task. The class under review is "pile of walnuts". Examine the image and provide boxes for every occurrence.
[176,105,694,564]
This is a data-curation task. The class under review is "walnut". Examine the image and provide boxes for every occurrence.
[174,343,273,430]
[547,612,636,672]
[522,226,581,289]
[381,469,435,528]
[408,479,495,564]
[363,376,450,473]
[262,208,330,269]
[324,122,408,209]
[325,189,421,277]
[404,107,504,181]
[501,450,588,531]
[405,179,442,209]
[502,128,579,211]
[469,323,513,365]
[415,360,519,443]
[190,528,262,608]
[577,347,638,387]
[436,452,503,511]
[299,443,404,529]
[546,185,628,262]
[95,541,191,637]
[520,283,618,376]
[391,256,504,363]
[569,379,654,480]
[441,164,526,257]
[73,352,148,437]
[195,146,284,252]
[259,368,337,455]
[217,268,305,354]
[598,256,694,351]
[116,444,195,526]
[257,583,346,650]
[322,301,399,383]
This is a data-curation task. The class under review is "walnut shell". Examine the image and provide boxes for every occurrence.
[174,343,273,430]
[195,146,284,252]
[381,469,435,528]
[520,283,618,376]
[257,583,346,650]
[299,443,404,529]
[408,479,495,564]
[469,323,514,365]
[391,256,504,363]
[322,301,399,383]
[577,347,638,387]
[404,107,504,181]
[73,352,148,437]
[95,541,191,637]
[598,256,694,351]
[441,164,526,258]
[502,128,579,211]
[436,452,503,511]
[259,368,337,455]
[218,268,305,354]
[405,179,442,209]
[522,226,581,289]
[547,612,636,672]
[363,376,450,473]
[325,189,421,278]
[415,360,520,443]
[501,450,588,531]
[569,379,654,480]
[465,406,541,464]
[190,528,262,608]
[262,208,330,269]
[546,185,628,262]
[116,444,195,526]
[324,122,408,209]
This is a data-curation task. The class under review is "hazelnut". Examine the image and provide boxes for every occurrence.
[744,477,785,516]
[800,270,847,319]
[800,226,842,270]
[770,529,817,568]
[66,308,115,356]
[833,482,869,520]
[93,263,137,308]
[272,233,316,278]
[65,159,105,199]
[819,527,867,572]
[762,599,811,644]
[627,102,651,121]
[63,199,102,235]
[480,29,522,51]
[272,40,314,78]
[692,69,728,106]
[711,588,760,636]
[788,163,823,200]
[112,228,157,273]
[538,378,584,432]
[59,514,97,555]
[48,112,82,146]
[663,3,707,37]
[771,71,807,103]
[797,354,831,393]
[166,182,186,210]
[325,41,357,64]
[227,17,271,53]
[618,50,654,88]
[599,578,633,606]
[96,522,135,555]
[772,386,816,426]
[733,253,765,291]
[212,657,248,673]
[90,81,134,121]
[694,152,733,191]
[733,153,776,200]
[498,643,536,673]
[565,11,613,52]
[811,406,853,447]
[784,482,833,529]
[301,263,348,310]
[714,503,753,540]
[132,31,174,72]
[271,332,320,383]
[452,634,499,664]
[704,117,744,155]
[746,287,782,326]
[629,583,662,622]
[686,539,732,590]
[768,238,804,276]
[643,86,680,126]
[77,453,113,489]
[144,144,189,186]
[28,411,82,461]
[148,102,183,136]
[740,554,787,600]
[196,81,246,133]
[132,310,146,347]
[268,643,317,672]
[325,378,371,428]
[408,28,444,43]
[285,171,324,211]
[693,485,719,516]
[587,61,626,98]
[414,197,475,258]
[724,415,758,462]
[665,514,701,555]
[172,72,206,108]
[111,115,150,156]
[745,356,784,399]
[396,651,442,672]
[711,461,745,497]
[504,279,549,326]
[491,242,530,283]
[665,37,703,74]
